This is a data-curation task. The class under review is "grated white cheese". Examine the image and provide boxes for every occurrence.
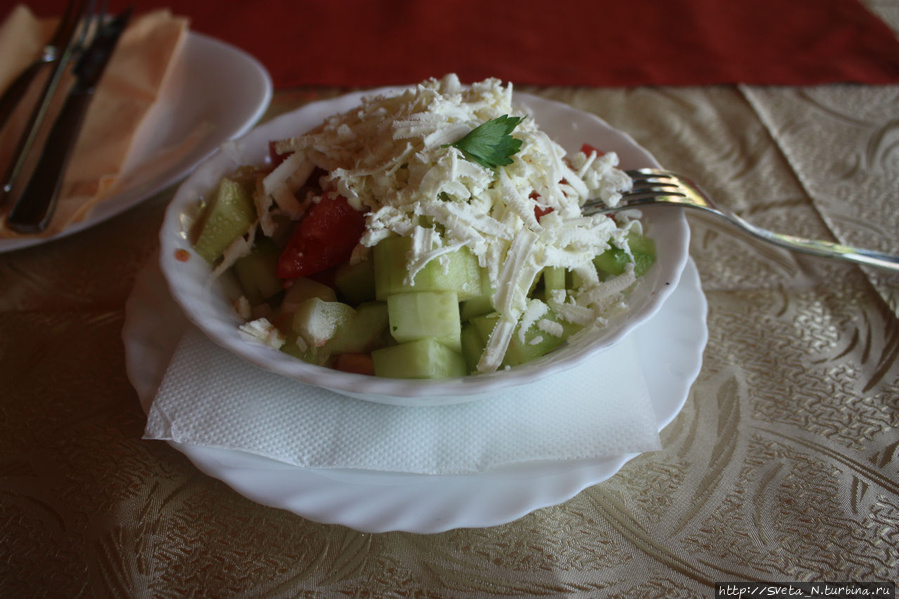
[537,318,565,338]
[517,299,550,344]
[264,74,639,372]
[239,318,286,349]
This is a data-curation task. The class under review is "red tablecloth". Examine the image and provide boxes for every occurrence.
[5,0,899,88]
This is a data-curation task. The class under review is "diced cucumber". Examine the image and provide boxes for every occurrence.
[460,323,486,373]
[192,177,257,263]
[280,331,326,365]
[469,312,500,344]
[594,231,657,279]
[542,266,566,293]
[628,232,657,277]
[233,237,282,305]
[503,307,579,367]
[291,298,355,349]
[371,338,467,379]
[387,291,461,351]
[593,246,629,277]
[281,277,337,315]
[463,312,501,371]
[460,295,494,321]
[373,236,483,301]
[467,307,578,368]
[328,301,391,354]
[459,267,495,321]
[334,259,376,304]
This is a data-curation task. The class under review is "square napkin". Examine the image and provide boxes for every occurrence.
[0,5,189,237]
[144,326,661,475]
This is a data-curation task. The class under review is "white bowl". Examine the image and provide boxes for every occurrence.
[159,89,689,406]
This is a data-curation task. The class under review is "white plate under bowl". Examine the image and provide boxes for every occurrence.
[124,256,706,533]
[158,89,689,405]
[0,31,272,253]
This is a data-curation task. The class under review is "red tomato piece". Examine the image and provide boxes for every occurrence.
[277,194,366,279]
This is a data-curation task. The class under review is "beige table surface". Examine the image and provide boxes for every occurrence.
[2,3,898,597]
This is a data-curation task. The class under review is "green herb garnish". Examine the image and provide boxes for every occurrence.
[443,115,525,169]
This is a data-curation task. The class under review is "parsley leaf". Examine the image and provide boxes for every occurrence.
[443,115,525,169]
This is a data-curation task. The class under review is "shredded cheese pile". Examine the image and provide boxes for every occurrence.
[257,74,641,373]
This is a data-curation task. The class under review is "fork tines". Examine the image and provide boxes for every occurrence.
[624,169,684,199]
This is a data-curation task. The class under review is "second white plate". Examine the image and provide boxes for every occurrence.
[0,31,272,253]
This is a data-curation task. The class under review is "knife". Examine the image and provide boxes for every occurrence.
[6,8,132,234]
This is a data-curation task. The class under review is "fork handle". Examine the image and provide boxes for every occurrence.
[5,88,90,234]
[735,216,899,272]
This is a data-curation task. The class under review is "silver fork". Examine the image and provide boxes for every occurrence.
[0,0,103,204]
[582,168,899,272]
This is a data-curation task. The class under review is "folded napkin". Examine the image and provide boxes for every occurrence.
[144,326,661,475]
[0,6,189,238]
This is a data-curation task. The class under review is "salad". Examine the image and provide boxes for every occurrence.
[188,74,655,379]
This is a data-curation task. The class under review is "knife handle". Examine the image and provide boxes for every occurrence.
[6,90,91,234]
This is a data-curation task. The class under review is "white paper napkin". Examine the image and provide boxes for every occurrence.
[144,326,660,475]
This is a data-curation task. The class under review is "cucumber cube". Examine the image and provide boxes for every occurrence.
[280,331,326,365]
[328,301,391,354]
[594,231,657,278]
[387,291,461,351]
[291,298,355,349]
[503,308,578,367]
[334,259,376,304]
[373,236,483,301]
[542,266,566,293]
[233,238,282,305]
[469,312,500,344]
[468,308,579,368]
[372,338,467,379]
[192,177,257,264]
[459,295,494,321]
[281,277,338,315]
[459,267,495,321]
[628,232,657,277]
[593,246,629,277]
[460,323,486,373]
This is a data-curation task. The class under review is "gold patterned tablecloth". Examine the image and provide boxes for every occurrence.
[3,14,899,599]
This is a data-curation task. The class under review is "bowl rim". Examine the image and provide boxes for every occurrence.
[158,87,689,403]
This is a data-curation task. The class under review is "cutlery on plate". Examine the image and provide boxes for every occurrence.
[0,0,89,133]
[6,7,130,234]
[0,0,102,205]
[583,168,899,272]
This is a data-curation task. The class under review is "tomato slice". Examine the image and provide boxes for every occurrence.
[581,143,605,157]
[277,194,366,279]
